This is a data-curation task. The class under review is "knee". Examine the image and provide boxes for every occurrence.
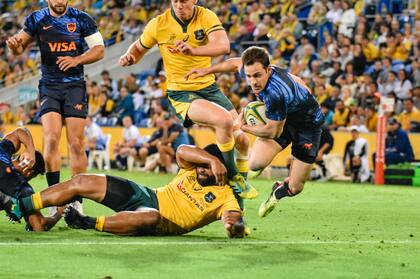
[215,112,233,131]
[68,137,84,154]
[44,135,60,152]
[235,132,249,150]
[69,174,85,193]
[249,161,266,172]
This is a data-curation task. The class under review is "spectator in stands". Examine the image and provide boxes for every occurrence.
[378,71,400,96]
[397,98,420,132]
[323,85,341,111]
[87,81,103,117]
[85,116,106,156]
[383,117,414,165]
[113,116,141,170]
[365,106,378,132]
[115,86,134,124]
[321,103,334,126]
[395,69,413,99]
[343,126,370,183]
[100,70,118,99]
[331,99,350,130]
[325,0,342,25]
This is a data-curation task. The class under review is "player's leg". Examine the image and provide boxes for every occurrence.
[259,125,322,217]
[65,206,160,236]
[41,112,63,187]
[65,117,88,175]
[249,137,285,172]
[19,174,107,214]
[63,81,89,211]
[231,109,250,178]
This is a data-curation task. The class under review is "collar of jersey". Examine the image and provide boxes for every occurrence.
[170,6,197,33]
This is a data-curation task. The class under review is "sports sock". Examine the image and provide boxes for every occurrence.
[94,216,105,231]
[274,181,295,200]
[236,159,249,179]
[217,138,239,178]
[20,192,43,213]
[46,171,60,187]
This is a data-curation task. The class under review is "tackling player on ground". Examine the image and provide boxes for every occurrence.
[0,127,61,231]
[186,46,324,217]
[2,144,245,238]
[6,0,105,213]
[118,0,256,199]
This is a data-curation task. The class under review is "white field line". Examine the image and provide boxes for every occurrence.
[0,240,419,246]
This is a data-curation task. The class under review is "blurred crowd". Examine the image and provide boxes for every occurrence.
[1,0,420,173]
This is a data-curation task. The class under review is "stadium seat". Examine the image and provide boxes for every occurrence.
[88,134,112,170]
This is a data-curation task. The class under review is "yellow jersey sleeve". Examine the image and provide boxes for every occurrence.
[201,8,224,35]
[139,17,158,49]
[216,196,241,219]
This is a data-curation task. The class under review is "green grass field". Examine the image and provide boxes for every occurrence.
[1,169,419,279]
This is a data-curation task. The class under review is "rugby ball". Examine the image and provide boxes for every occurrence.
[243,101,267,126]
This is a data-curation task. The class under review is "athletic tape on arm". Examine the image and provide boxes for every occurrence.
[84,32,104,49]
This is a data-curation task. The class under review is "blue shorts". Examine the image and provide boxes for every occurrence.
[38,80,88,118]
[275,122,322,164]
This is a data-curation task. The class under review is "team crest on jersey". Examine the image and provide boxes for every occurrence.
[67,23,77,33]
[204,192,216,203]
[194,29,205,40]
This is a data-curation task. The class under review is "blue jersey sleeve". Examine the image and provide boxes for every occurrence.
[23,13,37,37]
[79,12,98,37]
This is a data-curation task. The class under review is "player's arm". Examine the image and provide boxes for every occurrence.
[176,145,227,185]
[119,40,149,66]
[4,127,36,168]
[6,30,34,56]
[221,210,244,238]
[185,58,243,80]
[241,118,286,139]
[57,32,105,71]
[176,29,230,57]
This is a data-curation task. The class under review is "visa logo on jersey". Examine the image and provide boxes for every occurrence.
[48,42,77,52]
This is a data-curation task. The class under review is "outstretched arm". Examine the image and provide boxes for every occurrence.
[185,58,243,80]
[176,144,227,185]
[119,40,149,66]
[221,210,244,238]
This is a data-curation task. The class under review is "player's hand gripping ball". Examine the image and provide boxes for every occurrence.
[243,101,267,126]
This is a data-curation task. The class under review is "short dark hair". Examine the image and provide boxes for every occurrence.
[203,144,225,166]
[33,150,45,176]
[241,46,270,69]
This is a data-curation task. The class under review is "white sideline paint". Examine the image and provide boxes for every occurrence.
[0,240,419,246]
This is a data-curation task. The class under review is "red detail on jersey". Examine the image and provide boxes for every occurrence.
[302,143,313,150]
[167,46,179,54]
[177,181,183,190]
[43,25,52,30]
[67,23,77,33]
[48,42,77,52]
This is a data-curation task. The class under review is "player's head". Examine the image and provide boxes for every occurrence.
[12,151,46,180]
[196,144,226,186]
[46,0,69,16]
[241,46,272,94]
[171,0,197,22]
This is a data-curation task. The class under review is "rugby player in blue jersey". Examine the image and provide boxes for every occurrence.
[185,46,324,217]
[6,0,105,213]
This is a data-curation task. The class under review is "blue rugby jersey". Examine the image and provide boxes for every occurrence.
[242,66,324,127]
[23,7,98,83]
[0,139,28,196]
